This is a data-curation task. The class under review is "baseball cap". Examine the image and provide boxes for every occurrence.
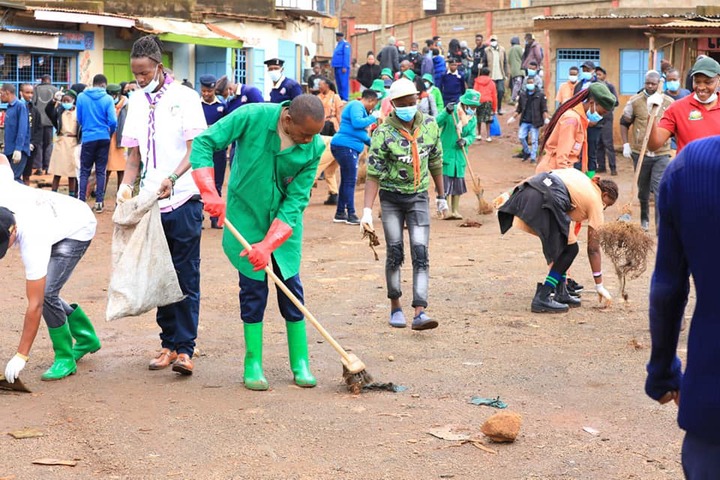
[582,60,596,70]
[0,207,16,260]
[691,57,720,78]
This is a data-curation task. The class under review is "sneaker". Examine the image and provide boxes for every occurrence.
[333,212,348,223]
[512,152,526,159]
[324,193,338,205]
[485,137,493,143]
[94,202,104,213]
[566,278,584,294]
[346,214,360,225]
[389,309,406,328]
[411,311,438,331]
[475,134,483,141]
[610,170,618,176]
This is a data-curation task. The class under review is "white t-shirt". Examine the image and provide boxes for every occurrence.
[0,164,96,280]
[121,81,207,209]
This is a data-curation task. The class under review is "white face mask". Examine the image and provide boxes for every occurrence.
[142,65,160,94]
[490,41,498,47]
[694,92,718,104]
[269,70,282,83]
[568,75,578,83]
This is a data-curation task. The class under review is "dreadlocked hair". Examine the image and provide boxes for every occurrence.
[539,88,591,153]
[131,35,164,64]
[593,176,619,202]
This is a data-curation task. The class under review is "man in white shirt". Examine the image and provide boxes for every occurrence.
[1,155,99,384]
[118,35,216,376]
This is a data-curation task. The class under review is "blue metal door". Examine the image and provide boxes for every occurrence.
[195,45,228,89]
[252,48,265,96]
[278,40,297,80]
[555,48,601,94]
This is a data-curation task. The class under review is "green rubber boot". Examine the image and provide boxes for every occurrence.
[243,322,269,391]
[286,320,316,388]
[41,323,77,381]
[67,304,101,361]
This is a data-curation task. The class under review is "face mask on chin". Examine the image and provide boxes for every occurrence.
[142,65,160,94]
[694,92,718,104]
[585,103,603,123]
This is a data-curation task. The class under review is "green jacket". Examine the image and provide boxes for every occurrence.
[189,102,325,281]
[436,107,477,178]
[508,44,524,78]
[429,86,444,110]
[367,111,443,194]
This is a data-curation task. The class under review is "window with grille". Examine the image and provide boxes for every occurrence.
[0,53,72,91]
[233,49,248,85]
[555,48,601,94]
[619,49,664,95]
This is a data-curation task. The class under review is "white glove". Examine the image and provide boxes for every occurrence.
[647,92,663,110]
[622,143,632,158]
[54,91,63,102]
[371,110,382,119]
[506,116,516,125]
[29,144,35,152]
[544,118,550,125]
[360,207,374,232]
[5,354,27,384]
[11,150,22,163]
[436,198,449,216]
[116,183,133,204]
[595,283,612,302]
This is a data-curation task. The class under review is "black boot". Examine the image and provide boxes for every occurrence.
[531,283,569,313]
[554,282,581,308]
[324,193,338,205]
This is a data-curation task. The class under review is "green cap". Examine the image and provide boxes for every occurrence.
[691,56,720,78]
[422,73,434,85]
[459,89,481,107]
[64,89,77,99]
[588,82,616,111]
[402,70,416,81]
[370,78,386,99]
[380,68,393,78]
[106,83,122,94]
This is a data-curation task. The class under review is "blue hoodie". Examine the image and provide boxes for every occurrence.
[76,87,117,143]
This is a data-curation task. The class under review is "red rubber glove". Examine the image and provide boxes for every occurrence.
[191,167,225,226]
[240,219,293,271]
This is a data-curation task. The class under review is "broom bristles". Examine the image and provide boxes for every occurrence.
[598,221,654,301]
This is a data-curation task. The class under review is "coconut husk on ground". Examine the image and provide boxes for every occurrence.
[598,222,654,301]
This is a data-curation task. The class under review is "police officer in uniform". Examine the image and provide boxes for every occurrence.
[199,74,228,229]
[266,58,303,104]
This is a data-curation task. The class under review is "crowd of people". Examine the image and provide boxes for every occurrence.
[2,30,720,476]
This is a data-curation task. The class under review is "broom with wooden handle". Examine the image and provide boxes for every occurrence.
[223,218,373,393]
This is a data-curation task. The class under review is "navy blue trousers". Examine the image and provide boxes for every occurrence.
[157,199,203,357]
[238,257,304,324]
[79,139,110,202]
[683,433,720,479]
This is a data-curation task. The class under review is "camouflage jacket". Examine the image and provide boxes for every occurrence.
[367,111,443,194]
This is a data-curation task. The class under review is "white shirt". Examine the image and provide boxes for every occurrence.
[0,164,96,280]
[121,81,207,210]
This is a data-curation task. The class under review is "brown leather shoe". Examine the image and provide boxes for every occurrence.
[172,353,193,376]
[149,348,177,370]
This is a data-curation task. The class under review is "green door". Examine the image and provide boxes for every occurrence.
[103,50,173,84]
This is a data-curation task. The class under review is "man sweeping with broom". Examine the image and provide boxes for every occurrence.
[189,94,326,391]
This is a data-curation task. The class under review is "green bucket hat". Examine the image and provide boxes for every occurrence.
[587,82,617,111]
[370,78,386,99]
[402,70,416,81]
[422,73,434,85]
[63,89,77,100]
[459,89,481,107]
[380,68,393,78]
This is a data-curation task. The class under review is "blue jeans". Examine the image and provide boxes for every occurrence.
[157,199,203,357]
[379,190,431,308]
[518,122,539,161]
[79,139,110,202]
[44,238,92,328]
[330,145,359,216]
[682,432,720,479]
[238,257,304,324]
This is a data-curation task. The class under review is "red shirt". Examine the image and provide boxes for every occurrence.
[658,94,720,152]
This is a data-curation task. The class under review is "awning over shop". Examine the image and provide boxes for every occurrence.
[0,27,58,49]
[33,8,136,28]
[136,17,243,49]
[533,14,691,31]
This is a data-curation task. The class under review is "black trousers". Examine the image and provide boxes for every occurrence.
[596,116,617,172]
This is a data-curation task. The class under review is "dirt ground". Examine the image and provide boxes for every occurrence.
[0,128,690,480]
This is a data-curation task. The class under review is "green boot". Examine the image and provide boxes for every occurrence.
[286,320,316,388]
[67,304,101,361]
[41,323,77,381]
[243,322,268,391]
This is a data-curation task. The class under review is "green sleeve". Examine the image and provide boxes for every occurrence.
[276,139,325,229]
[433,88,444,110]
[427,123,444,177]
[367,128,388,180]
[436,109,450,130]
[462,117,477,145]
[189,108,249,170]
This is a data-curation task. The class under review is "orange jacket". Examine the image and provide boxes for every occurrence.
[536,103,588,173]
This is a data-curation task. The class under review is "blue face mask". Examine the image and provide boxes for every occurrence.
[666,80,680,91]
[61,102,74,110]
[580,71,592,81]
[465,108,475,115]
[226,94,236,102]
[586,104,603,123]
[526,84,536,92]
[424,82,431,90]
[113,96,120,105]
[527,69,537,77]
[395,105,418,122]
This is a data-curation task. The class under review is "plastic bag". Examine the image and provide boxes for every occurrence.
[490,115,502,137]
[106,192,184,321]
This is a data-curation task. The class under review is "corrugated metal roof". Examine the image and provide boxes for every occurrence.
[354,24,394,32]
[29,6,136,21]
[0,26,59,36]
[647,19,720,29]
[533,13,692,21]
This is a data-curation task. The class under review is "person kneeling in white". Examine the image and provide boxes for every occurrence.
[0,154,99,383]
